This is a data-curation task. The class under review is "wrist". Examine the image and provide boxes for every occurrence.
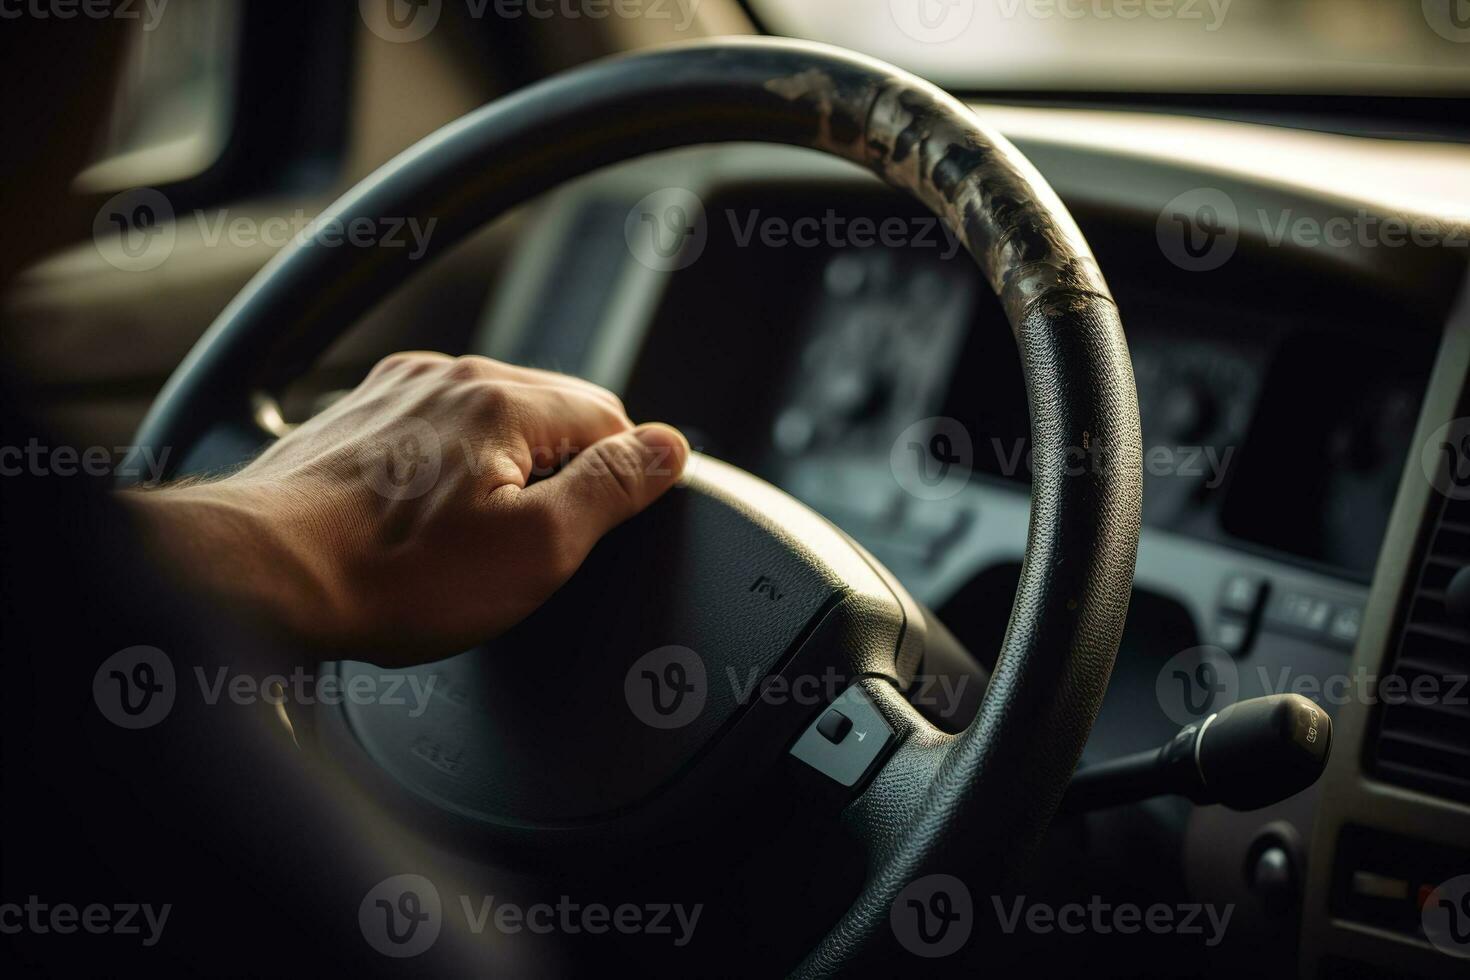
[121,480,345,661]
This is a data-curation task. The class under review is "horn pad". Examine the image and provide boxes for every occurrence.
[330,458,909,827]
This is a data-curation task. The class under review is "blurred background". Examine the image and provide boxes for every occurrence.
[756,0,1470,93]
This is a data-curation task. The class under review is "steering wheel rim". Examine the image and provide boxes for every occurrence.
[129,37,1142,973]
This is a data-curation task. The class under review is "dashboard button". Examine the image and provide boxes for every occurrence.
[816,709,852,744]
[1213,618,1250,653]
[790,685,894,789]
[1328,606,1363,646]
[1220,574,1264,616]
[1266,590,1333,637]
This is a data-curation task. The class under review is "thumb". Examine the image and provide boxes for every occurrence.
[521,422,690,558]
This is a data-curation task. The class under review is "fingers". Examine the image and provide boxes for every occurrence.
[467,358,628,418]
[361,352,690,572]
[476,382,631,484]
[368,352,628,419]
[514,423,690,566]
[362,353,637,487]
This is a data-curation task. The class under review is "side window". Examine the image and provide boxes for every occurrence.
[75,0,242,193]
[75,0,353,210]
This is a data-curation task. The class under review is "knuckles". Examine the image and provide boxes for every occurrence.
[443,355,495,382]
[370,351,446,379]
[457,379,519,420]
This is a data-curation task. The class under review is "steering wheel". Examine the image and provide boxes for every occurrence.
[130,37,1141,974]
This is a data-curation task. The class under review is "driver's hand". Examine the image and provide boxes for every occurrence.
[125,352,689,665]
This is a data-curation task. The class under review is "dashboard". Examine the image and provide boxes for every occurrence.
[471,113,1470,977]
[623,183,1436,580]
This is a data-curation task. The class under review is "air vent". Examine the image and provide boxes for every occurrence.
[1369,493,1470,801]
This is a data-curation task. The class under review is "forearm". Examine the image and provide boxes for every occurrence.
[120,481,340,666]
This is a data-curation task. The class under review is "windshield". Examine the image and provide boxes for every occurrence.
[747,0,1470,94]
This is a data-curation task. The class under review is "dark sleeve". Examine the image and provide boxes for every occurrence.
[0,378,404,975]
